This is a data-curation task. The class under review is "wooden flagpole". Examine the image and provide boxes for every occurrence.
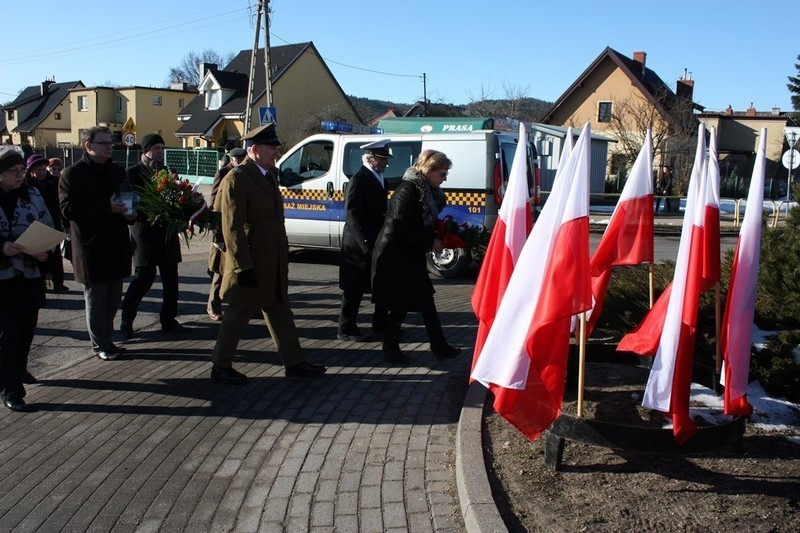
[715,283,722,374]
[577,312,587,417]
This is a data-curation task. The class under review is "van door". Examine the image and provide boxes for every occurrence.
[277,139,336,247]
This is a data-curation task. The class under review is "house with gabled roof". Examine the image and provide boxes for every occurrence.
[176,41,361,149]
[4,79,84,148]
[543,48,699,183]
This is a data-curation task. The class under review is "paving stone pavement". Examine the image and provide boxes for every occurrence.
[0,243,475,532]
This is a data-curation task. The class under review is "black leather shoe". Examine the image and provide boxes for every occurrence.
[210,366,248,385]
[383,345,410,365]
[285,361,327,378]
[22,371,38,384]
[120,321,133,340]
[337,330,372,342]
[4,398,29,412]
[96,350,119,361]
[431,344,462,360]
[162,321,189,333]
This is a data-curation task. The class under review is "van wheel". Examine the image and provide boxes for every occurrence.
[427,248,471,278]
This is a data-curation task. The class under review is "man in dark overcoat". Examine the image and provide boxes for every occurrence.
[210,123,326,384]
[59,126,134,361]
[337,140,391,341]
[120,133,187,338]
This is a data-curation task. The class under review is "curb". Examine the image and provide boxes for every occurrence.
[456,381,508,533]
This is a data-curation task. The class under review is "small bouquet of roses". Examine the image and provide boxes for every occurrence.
[436,214,490,253]
[135,168,219,244]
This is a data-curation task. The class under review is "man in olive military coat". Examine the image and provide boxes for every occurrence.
[210,123,326,384]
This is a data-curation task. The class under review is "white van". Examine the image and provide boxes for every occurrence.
[276,118,539,277]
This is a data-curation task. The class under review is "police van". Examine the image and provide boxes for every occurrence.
[276,117,539,277]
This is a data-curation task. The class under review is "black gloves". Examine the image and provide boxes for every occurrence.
[238,269,258,288]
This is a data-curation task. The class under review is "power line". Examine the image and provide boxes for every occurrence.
[270,32,421,80]
[0,1,246,66]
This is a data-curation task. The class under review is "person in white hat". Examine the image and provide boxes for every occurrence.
[337,140,392,342]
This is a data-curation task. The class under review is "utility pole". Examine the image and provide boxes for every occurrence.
[244,0,272,132]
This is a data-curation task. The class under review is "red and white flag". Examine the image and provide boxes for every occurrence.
[719,128,767,417]
[471,123,533,371]
[471,122,593,441]
[618,123,713,444]
[701,127,721,291]
[586,130,654,335]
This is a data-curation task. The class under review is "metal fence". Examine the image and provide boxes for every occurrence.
[27,147,221,185]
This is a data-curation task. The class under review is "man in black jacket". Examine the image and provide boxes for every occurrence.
[59,126,134,361]
[120,133,187,339]
[337,140,392,341]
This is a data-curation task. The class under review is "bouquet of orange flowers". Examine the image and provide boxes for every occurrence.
[135,168,219,243]
[436,214,490,253]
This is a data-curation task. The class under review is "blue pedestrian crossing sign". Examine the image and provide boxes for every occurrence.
[259,106,277,126]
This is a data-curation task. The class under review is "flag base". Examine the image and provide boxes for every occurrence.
[544,349,746,471]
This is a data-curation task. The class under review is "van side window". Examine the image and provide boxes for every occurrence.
[278,140,333,186]
[343,141,422,190]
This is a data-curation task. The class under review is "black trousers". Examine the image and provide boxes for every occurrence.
[48,246,64,287]
[0,277,43,401]
[383,296,447,350]
[338,289,388,334]
[121,263,179,325]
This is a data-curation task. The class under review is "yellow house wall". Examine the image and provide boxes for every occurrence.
[548,60,649,132]
[69,87,194,147]
[699,116,787,162]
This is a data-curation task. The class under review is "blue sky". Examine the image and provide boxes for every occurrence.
[2,0,796,114]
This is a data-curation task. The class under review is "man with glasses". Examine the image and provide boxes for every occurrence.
[59,126,135,361]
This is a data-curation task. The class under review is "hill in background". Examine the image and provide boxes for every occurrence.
[349,95,553,125]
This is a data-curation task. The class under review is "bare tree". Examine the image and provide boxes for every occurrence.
[603,86,697,193]
[465,82,549,122]
[284,103,353,148]
[167,49,235,87]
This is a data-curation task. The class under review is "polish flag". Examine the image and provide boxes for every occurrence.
[471,123,533,370]
[719,128,767,417]
[618,123,711,444]
[586,130,654,335]
[702,127,721,291]
[471,122,593,441]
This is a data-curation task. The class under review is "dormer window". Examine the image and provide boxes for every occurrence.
[205,89,222,110]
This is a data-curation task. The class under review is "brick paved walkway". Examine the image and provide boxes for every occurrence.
[0,248,473,532]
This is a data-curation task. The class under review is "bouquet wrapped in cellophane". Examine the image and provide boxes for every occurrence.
[135,168,219,244]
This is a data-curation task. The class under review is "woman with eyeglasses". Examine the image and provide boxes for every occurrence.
[0,146,55,411]
[371,149,462,365]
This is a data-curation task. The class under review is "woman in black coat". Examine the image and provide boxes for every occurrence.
[371,150,461,365]
[0,147,54,411]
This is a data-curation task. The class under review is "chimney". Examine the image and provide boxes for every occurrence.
[40,79,54,95]
[633,51,647,72]
[771,106,780,116]
[725,105,733,115]
[676,69,694,100]
[746,103,756,117]
[198,63,218,81]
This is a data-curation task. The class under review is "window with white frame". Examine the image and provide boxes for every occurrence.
[598,101,612,122]
[77,95,88,111]
[152,96,162,105]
